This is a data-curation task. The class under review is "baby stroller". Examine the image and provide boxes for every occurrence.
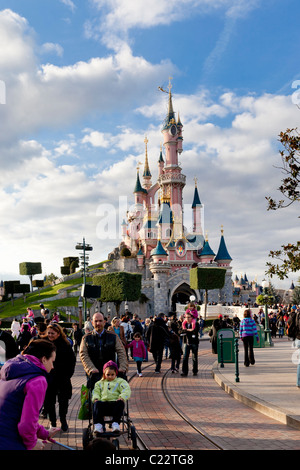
[82,374,137,450]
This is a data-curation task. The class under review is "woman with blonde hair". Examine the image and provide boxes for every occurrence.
[108,317,126,347]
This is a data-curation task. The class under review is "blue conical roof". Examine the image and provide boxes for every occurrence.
[134,172,147,193]
[215,235,232,261]
[151,240,168,256]
[199,240,215,257]
[192,185,201,208]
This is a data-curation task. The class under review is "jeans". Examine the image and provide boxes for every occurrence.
[152,347,164,372]
[294,339,300,386]
[242,336,255,366]
[182,342,198,375]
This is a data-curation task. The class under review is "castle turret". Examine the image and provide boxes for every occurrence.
[149,239,170,315]
[198,235,215,264]
[192,179,203,234]
[215,227,232,267]
[158,144,164,176]
[143,136,152,191]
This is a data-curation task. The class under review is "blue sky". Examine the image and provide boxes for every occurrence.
[0,0,299,292]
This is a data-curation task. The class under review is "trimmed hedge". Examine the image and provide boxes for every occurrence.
[93,272,142,302]
[190,267,226,290]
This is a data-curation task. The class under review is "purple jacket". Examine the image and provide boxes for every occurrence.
[0,354,50,450]
[239,318,259,340]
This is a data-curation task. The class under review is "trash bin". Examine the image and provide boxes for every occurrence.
[217,328,235,363]
[254,324,265,348]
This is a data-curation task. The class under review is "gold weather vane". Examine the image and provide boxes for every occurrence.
[158,77,173,94]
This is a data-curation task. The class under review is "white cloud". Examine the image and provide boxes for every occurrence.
[60,0,76,12]
[0,6,297,292]
[40,42,64,57]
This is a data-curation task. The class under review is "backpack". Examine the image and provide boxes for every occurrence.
[287,312,300,339]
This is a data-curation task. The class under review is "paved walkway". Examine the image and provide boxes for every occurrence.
[40,335,300,451]
[212,335,300,430]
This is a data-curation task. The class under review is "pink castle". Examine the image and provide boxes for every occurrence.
[112,80,233,315]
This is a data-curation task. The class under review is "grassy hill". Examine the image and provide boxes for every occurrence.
[0,276,93,321]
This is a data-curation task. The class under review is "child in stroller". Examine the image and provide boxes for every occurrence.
[92,360,131,435]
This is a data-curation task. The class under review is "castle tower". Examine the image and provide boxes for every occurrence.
[158,144,164,176]
[159,78,186,229]
[149,239,170,315]
[192,178,203,234]
[142,136,152,191]
[215,227,233,303]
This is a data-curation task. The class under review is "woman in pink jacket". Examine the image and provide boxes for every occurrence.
[0,339,60,450]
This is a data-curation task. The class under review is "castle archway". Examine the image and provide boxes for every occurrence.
[170,282,198,312]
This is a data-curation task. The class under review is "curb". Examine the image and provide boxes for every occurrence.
[212,361,300,431]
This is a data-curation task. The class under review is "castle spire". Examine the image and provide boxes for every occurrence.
[215,226,232,264]
[192,178,201,208]
[143,136,151,178]
[142,136,152,190]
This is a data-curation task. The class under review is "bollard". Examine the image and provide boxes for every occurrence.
[219,333,224,368]
[234,338,240,382]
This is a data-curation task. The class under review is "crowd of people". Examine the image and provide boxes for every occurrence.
[1,298,299,450]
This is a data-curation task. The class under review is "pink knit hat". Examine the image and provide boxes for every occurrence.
[103,360,118,374]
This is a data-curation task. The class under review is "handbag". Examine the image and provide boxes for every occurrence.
[78,384,90,420]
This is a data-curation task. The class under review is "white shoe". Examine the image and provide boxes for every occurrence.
[111,422,120,433]
[138,372,143,377]
[94,423,104,434]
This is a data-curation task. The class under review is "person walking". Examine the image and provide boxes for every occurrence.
[43,323,76,431]
[0,319,18,361]
[209,314,228,354]
[108,317,127,347]
[169,331,182,373]
[181,313,200,376]
[126,332,146,376]
[0,339,60,450]
[239,309,259,367]
[11,318,21,341]
[287,308,300,387]
[17,324,33,352]
[147,313,170,373]
[72,322,83,355]
[80,312,128,388]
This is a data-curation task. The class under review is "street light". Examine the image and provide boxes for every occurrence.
[76,237,93,322]
[262,280,274,347]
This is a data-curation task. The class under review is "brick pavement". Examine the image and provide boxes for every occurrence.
[39,339,300,451]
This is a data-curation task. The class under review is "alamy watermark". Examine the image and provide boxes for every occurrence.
[95,196,205,241]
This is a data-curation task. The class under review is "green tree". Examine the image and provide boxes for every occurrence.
[266,128,300,279]
[44,273,58,287]
[190,267,226,320]
[19,262,42,292]
[61,257,79,276]
[93,272,142,316]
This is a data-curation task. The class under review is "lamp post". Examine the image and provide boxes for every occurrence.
[76,237,93,322]
[262,280,273,347]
